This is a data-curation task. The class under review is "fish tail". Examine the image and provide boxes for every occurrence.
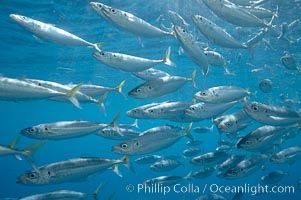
[115,80,126,99]
[163,46,176,67]
[112,165,122,177]
[66,82,84,109]
[22,140,47,159]
[93,183,103,200]
[190,70,197,89]
[184,123,194,140]
[9,136,21,149]
[109,112,120,127]
[131,119,139,128]
[266,8,278,28]
[93,42,104,52]
[120,156,135,173]
[184,171,192,180]
[97,92,108,114]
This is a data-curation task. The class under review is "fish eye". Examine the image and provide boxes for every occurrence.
[135,142,139,146]
[21,16,26,20]
[111,9,116,13]
[121,143,128,149]
[44,127,48,131]
[148,86,152,90]
[245,140,251,144]
[30,128,35,132]
[38,83,42,86]
[201,92,207,96]
[251,105,258,111]
[29,172,37,179]
[136,88,142,93]
[182,29,186,33]
[226,122,232,127]
[190,107,196,111]
[198,16,202,20]
[47,171,51,176]
[149,109,154,113]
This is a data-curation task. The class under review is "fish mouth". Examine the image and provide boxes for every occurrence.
[9,14,21,22]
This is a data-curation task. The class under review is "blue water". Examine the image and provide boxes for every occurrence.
[1,0,301,199]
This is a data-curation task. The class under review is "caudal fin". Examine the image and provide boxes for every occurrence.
[92,183,103,200]
[115,80,126,99]
[93,42,103,52]
[163,46,176,67]
[119,156,135,173]
[189,70,197,88]
[66,82,84,109]
[184,123,194,140]
[97,92,108,114]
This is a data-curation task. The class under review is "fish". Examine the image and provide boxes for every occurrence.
[9,14,102,51]
[132,68,170,81]
[215,145,232,152]
[134,155,163,164]
[140,124,183,136]
[0,76,82,108]
[190,151,229,166]
[68,80,126,98]
[150,159,183,172]
[192,167,215,179]
[24,78,106,111]
[20,119,113,140]
[185,101,238,119]
[216,111,251,134]
[194,86,250,103]
[182,148,202,157]
[143,172,191,186]
[191,15,248,49]
[168,10,190,30]
[90,2,173,38]
[17,156,130,185]
[195,194,227,200]
[223,154,268,179]
[186,140,203,146]
[200,0,275,27]
[236,125,296,152]
[270,146,301,165]
[126,102,162,119]
[281,53,298,70]
[128,70,196,99]
[193,125,214,134]
[259,79,273,93]
[261,170,288,184]
[96,127,141,140]
[246,7,275,19]
[204,50,232,75]
[112,124,193,155]
[143,101,199,122]
[173,26,209,77]
[243,101,301,126]
[93,47,174,72]
[17,183,102,200]
[0,137,46,162]
[217,155,246,177]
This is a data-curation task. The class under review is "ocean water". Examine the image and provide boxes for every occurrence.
[1,0,301,199]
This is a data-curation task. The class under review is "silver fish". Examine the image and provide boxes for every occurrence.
[185,101,238,119]
[194,86,250,103]
[223,154,268,179]
[217,155,246,177]
[112,124,193,155]
[132,68,170,81]
[150,159,183,172]
[143,101,199,122]
[182,148,202,157]
[236,125,293,152]
[18,183,102,200]
[20,120,109,140]
[168,10,190,30]
[140,124,183,136]
[190,151,229,166]
[143,172,191,186]
[186,140,203,146]
[259,79,273,93]
[270,146,301,164]
[126,102,162,119]
[243,101,301,126]
[191,15,248,49]
[204,50,232,75]
[193,125,214,134]
[17,156,129,185]
[261,170,288,184]
[0,76,81,108]
[96,127,140,140]
[192,167,215,179]
[24,78,105,111]
[128,70,196,99]
[201,0,274,27]
[173,26,209,77]
[134,155,163,164]
[10,14,101,51]
[90,2,173,38]
[93,47,174,72]
[68,80,125,98]
[216,111,252,134]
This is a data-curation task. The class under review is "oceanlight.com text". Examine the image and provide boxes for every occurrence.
[126,183,295,196]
